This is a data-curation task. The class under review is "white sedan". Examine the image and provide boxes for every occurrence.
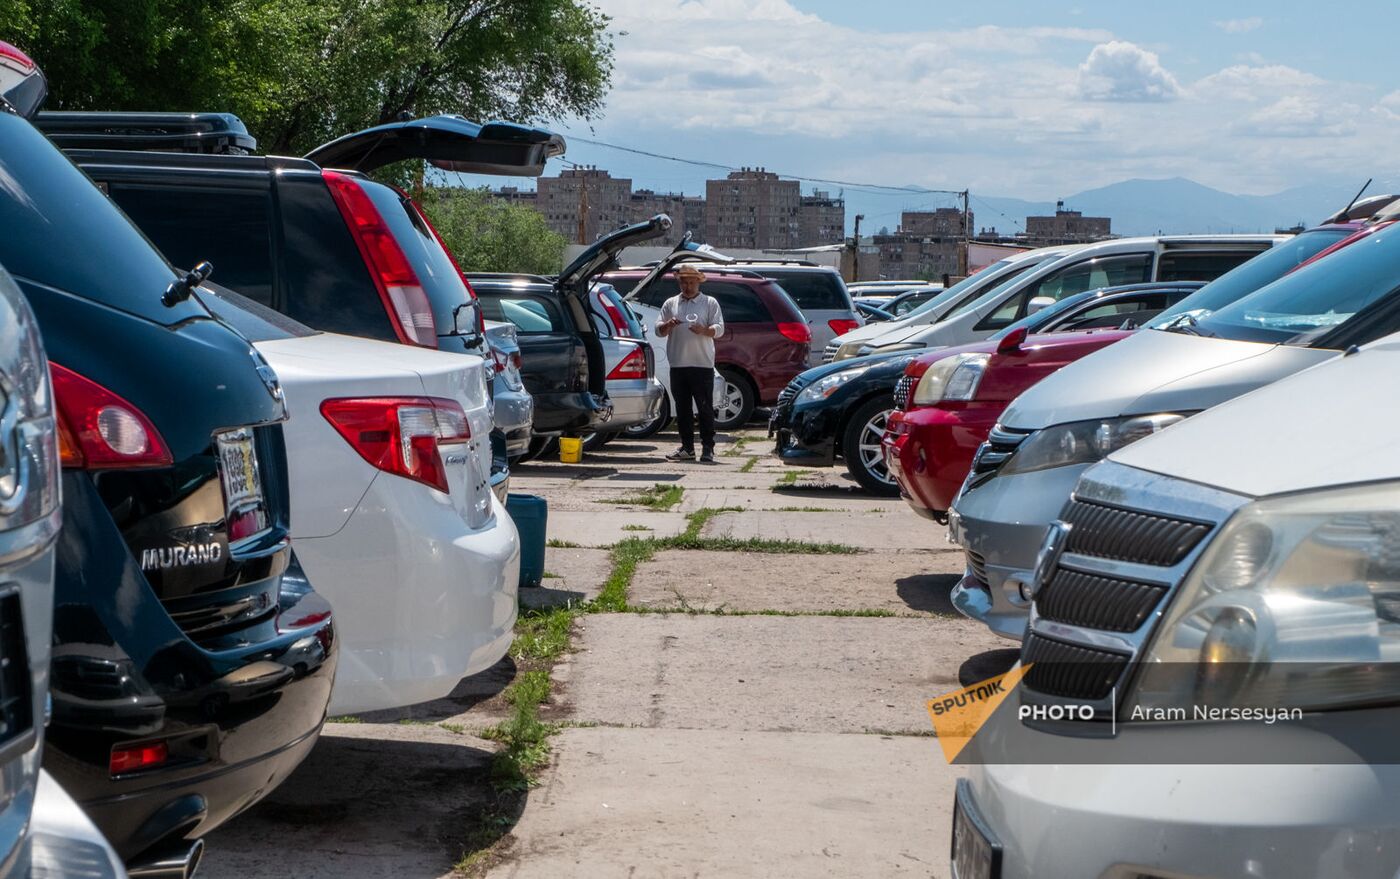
[203,287,520,715]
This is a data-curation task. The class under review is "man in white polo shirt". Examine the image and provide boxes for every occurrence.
[655,263,725,464]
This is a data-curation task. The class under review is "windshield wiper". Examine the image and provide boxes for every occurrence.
[163,260,213,306]
[1160,312,1216,338]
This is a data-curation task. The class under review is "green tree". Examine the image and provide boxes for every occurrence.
[6,0,613,154]
[421,187,566,275]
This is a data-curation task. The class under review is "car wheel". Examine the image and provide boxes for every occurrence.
[841,396,899,496]
[622,395,671,439]
[581,431,615,451]
[714,368,755,430]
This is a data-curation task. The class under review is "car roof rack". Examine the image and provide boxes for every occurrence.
[35,111,257,154]
[465,272,556,285]
[724,258,819,267]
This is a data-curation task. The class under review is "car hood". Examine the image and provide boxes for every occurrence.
[1109,337,1393,497]
[793,350,914,384]
[999,328,1335,429]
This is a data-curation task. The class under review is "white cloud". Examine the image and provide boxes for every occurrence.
[1234,95,1359,138]
[1215,17,1264,34]
[1195,64,1324,100]
[1077,41,1181,102]
[1375,91,1400,120]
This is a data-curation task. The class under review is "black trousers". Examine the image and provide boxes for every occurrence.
[671,366,717,453]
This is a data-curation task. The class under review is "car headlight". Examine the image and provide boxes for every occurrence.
[1000,413,1189,476]
[834,341,869,361]
[1130,480,1400,714]
[796,366,873,404]
[912,353,989,405]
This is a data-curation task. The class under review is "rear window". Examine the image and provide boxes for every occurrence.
[357,180,478,335]
[643,278,770,322]
[756,269,850,311]
[0,112,202,324]
[476,290,569,333]
[197,282,318,342]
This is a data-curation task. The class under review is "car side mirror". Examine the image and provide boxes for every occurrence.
[453,300,485,347]
[997,326,1029,353]
[1027,296,1055,315]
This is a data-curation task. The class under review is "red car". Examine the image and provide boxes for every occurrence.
[602,267,811,428]
[883,329,1129,520]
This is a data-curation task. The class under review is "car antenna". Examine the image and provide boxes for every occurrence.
[1339,178,1373,219]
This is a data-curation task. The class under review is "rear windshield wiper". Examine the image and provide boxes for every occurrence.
[163,260,213,306]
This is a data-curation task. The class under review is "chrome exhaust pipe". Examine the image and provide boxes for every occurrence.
[127,838,204,879]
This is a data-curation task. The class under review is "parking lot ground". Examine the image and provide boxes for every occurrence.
[630,548,963,614]
[201,423,1011,878]
[487,726,963,879]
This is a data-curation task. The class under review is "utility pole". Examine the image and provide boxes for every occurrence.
[958,190,971,277]
[577,168,589,244]
[852,214,864,281]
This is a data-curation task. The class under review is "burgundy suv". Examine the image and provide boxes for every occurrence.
[602,267,810,427]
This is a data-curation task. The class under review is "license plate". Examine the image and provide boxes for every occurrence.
[951,779,1002,879]
[216,428,268,540]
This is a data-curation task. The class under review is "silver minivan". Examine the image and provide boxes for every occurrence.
[949,220,1398,641]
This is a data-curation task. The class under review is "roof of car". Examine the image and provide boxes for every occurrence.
[605,267,775,284]
[60,146,321,173]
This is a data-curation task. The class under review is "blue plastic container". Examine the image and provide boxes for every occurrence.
[506,493,548,589]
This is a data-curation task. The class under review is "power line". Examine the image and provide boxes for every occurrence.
[969,194,1025,233]
[565,135,965,196]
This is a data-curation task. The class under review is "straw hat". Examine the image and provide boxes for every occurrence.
[675,264,705,280]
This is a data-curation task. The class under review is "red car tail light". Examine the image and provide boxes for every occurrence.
[322,171,437,348]
[828,318,861,336]
[607,347,649,380]
[777,321,811,344]
[320,397,471,494]
[601,296,632,337]
[0,41,36,72]
[51,363,173,470]
[110,741,168,776]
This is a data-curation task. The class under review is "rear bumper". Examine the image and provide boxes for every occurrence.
[883,403,1000,518]
[531,392,597,435]
[300,488,520,716]
[604,378,664,430]
[491,384,534,457]
[46,474,337,860]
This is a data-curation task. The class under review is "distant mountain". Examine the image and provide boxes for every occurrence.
[845,176,1368,239]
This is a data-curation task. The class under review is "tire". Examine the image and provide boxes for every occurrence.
[714,367,756,430]
[622,395,671,439]
[841,396,900,496]
[581,431,614,451]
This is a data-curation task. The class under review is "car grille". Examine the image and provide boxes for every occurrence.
[822,341,841,363]
[0,592,30,745]
[1061,499,1210,567]
[893,375,915,410]
[965,425,1031,489]
[1035,567,1169,632]
[965,549,988,585]
[1022,632,1129,701]
[776,374,812,409]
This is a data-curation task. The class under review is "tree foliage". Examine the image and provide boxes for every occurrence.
[5,0,614,154]
[421,187,566,275]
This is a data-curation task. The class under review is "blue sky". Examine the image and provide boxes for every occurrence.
[465,0,1400,215]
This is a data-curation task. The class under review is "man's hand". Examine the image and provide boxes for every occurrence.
[688,323,714,337]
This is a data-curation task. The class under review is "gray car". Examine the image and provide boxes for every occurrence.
[483,319,533,459]
[948,222,1384,641]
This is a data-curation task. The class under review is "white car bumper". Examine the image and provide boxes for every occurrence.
[300,485,521,716]
[968,756,1400,878]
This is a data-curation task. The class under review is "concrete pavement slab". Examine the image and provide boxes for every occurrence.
[631,549,963,615]
[520,547,613,609]
[700,509,948,551]
[486,726,961,879]
[566,614,1001,734]
[677,487,908,514]
[549,510,688,547]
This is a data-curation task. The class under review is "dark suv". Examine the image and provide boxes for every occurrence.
[36,111,571,479]
[2,94,336,867]
[602,261,810,429]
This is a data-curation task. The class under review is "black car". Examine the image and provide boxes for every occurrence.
[466,215,673,456]
[36,110,568,489]
[1,99,336,866]
[769,281,1205,495]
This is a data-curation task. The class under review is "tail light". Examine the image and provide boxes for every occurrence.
[410,197,487,338]
[110,741,168,776]
[601,296,632,337]
[777,322,812,344]
[828,318,861,336]
[322,171,437,348]
[320,397,471,494]
[607,347,649,380]
[51,363,173,469]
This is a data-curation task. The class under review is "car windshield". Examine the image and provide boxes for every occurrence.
[900,258,1037,320]
[1146,228,1351,329]
[1191,223,1400,346]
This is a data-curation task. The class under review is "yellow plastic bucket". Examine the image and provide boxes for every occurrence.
[558,436,583,464]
